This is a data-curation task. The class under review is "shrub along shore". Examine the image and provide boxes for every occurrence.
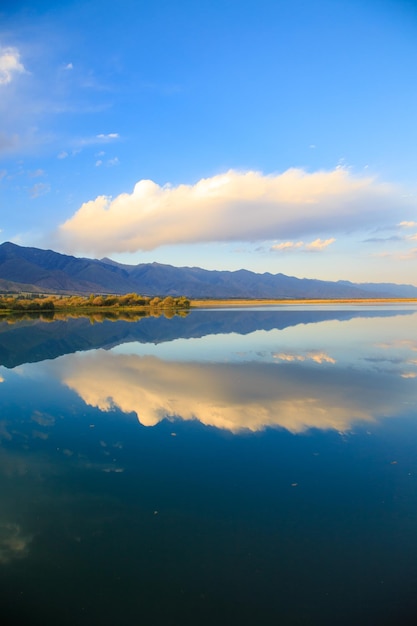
[0,293,191,314]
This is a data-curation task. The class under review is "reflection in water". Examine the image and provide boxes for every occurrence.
[38,310,415,433]
[0,306,413,368]
[1,308,417,626]
[0,523,32,564]
[273,350,336,363]
[54,349,410,432]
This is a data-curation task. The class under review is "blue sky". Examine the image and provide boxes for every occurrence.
[1,0,417,284]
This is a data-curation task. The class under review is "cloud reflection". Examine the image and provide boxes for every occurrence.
[0,522,32,564]
[55,349,414,433]
[273,350,336,364]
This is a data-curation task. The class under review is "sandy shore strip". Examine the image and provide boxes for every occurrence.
[190,298,417,308]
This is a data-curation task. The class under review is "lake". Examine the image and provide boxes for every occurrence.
[1,305,417,625]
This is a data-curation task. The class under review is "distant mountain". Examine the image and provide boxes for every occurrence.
[1,241,417,299]
[337,280,417,299]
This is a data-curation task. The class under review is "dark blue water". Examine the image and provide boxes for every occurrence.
[0,307,417,625]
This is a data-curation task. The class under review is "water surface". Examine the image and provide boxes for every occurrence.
[1,306,417,625]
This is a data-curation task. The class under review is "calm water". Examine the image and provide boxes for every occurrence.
[1,306,417,625]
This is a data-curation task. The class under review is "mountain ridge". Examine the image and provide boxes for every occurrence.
[1,241,416,299]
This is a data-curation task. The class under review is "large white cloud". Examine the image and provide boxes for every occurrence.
[55,168,412,255]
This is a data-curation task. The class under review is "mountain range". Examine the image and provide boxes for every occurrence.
[0,241,416,299]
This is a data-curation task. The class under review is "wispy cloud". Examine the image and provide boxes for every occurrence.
[270,238,335,253]
[28,169,45,178]
[305,238,336,252]
[96,133,119,141]
[29,182,50,199]
[107,157,119,166]
[54,167,415,256]
[364,235,403,243]
[0,132,19,153]
[95,156,119,167]
[374,248,417,261]
[271,241,304,252]
[399,221,417,228]
[75,133,120,148]
[308,351,337,364]
[273,351,336,364]
[0,47,26,85]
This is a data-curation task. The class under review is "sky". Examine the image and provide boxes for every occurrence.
[1,0,417,285]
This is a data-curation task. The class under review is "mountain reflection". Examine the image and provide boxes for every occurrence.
[48,312,417,433]
[2,307,417,434]
[0,307,413,368]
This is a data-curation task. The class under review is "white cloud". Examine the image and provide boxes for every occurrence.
[0,47,25,85]
[305,237,336,251]
[271,241,304,251]
[270,237,335,253]
[54,167,415,256]
[399,221,417,228]
[95,155,119,167]
[76,133,120,148]
[96,133,119,141]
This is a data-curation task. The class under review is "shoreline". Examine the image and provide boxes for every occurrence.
[190,298,417,308]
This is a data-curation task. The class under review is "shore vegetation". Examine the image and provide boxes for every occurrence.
[0,293,191,318]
